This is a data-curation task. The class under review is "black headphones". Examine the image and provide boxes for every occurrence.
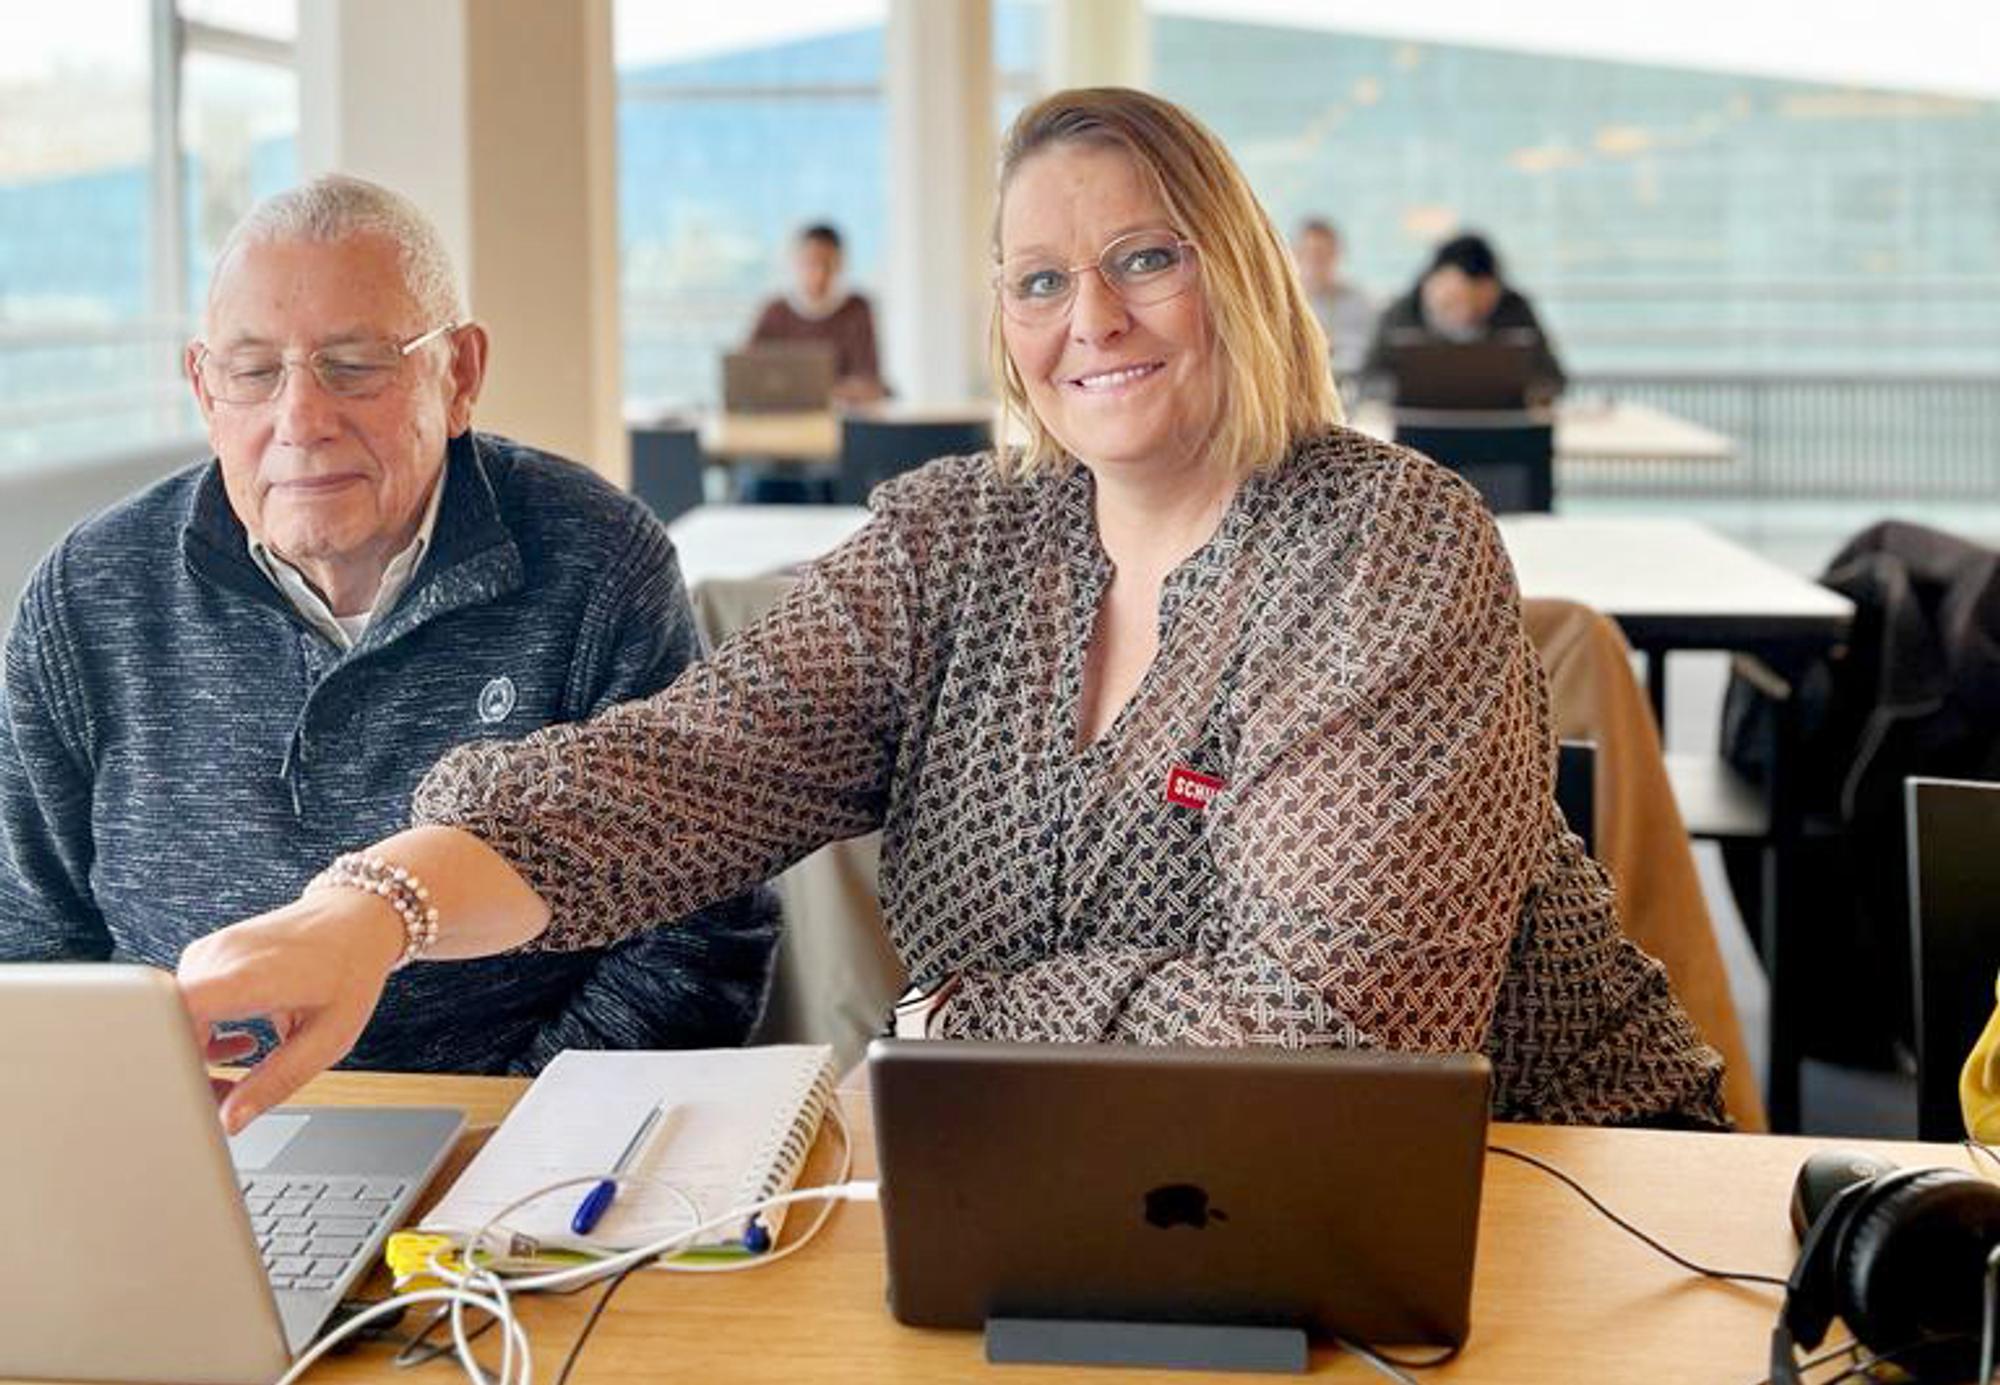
[1774,1163,2000,1384]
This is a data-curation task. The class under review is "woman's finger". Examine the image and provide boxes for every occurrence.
[215,1013,364,1134]
[202,1029,260,1064]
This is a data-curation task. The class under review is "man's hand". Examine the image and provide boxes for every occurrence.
[178,889,406,1133]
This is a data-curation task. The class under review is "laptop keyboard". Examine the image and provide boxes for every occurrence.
[241,1176,407,1294]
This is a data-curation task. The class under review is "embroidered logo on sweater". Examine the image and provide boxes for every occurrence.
[1164,763,1225,811]
[477,676,518,724]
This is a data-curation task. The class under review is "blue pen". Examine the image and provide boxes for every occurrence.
[571,1101,668,1236]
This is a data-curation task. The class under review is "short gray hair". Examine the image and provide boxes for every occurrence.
[207,173,466,329]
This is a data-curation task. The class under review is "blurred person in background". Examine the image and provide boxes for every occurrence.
[1364,230,1566,402]
[746,222,887,404]
[1292,216,1376,377]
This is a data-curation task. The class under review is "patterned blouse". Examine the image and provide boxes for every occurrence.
[415,428,1727,1126]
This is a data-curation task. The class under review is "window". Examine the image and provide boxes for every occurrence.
[181,22,298,314]
[1148,4,2000,373]
[0,1,295,473]
[615,2,889,411]
[994,1,1044,140]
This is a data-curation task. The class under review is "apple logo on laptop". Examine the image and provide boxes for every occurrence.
[1144,1183,1227,1230]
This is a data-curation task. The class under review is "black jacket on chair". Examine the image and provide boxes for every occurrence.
[1722,520,2000,1060]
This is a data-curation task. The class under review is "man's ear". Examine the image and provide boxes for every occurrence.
[185,341,218,428]
[444,323,490,437]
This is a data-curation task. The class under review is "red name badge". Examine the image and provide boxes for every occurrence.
[1164,763,1225,811]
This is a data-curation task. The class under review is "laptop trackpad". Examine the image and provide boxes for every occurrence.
[228,1112,311,1170]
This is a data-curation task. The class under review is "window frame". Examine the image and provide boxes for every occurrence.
[3,1,296,473]
[153,0,297,334]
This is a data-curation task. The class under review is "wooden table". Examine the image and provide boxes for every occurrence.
[682,399,1729,501]
[699,410,842,465]
[269,1070,1968,1384]
[697,401,1001,467]
[1549,400,1738,464]
[1349,399,1737,464]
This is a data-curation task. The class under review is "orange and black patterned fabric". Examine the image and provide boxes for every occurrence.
[416,428,1726,1126]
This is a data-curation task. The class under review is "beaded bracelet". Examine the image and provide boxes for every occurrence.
[308,853,440,969]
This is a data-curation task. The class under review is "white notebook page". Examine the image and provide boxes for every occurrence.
[421,1045,835,1255]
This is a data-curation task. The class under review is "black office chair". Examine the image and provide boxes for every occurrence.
[1556,740,1596,858]
[628,425,706,523]
[1906,776,2000,1141]
[1394,421,1555,514]
[835,415,992,506]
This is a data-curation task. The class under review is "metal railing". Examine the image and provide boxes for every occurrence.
[1563,372,2000,501]
[0,321,198,474]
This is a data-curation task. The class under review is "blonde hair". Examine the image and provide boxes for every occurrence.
[991,87,1340,478]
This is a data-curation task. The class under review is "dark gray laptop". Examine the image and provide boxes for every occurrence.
[1383,328,1545,410]
[722,342,837,412]
[0,965,463,1384]
[869,1039,1491,1359]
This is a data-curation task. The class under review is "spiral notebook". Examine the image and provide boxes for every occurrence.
[419,1044,836,1261]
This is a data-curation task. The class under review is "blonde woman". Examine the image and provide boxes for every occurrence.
[181,88,1725,1131]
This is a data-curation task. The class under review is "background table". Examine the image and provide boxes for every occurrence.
[266,1069,1970,1384]
[698,410,841,465]
[1349,399,1738,463]
[696,400,1000,467]
[669,504,870,585]
[1496,514,1852,718]
[668,507,1850,669]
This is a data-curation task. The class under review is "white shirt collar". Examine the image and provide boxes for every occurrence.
[785,287,849,322]
[248,465,448,652]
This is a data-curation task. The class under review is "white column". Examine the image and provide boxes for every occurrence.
[1045,0,1149,91]
[147,0,186,328]
[884,0,994,405]
[297,0,626,482]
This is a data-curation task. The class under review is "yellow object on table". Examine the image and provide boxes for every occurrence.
[1960,971,2000,1141]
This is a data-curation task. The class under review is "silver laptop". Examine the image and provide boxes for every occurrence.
[0,965,463,1385]
[869,1039,1491,1351]
[722,342,837,412]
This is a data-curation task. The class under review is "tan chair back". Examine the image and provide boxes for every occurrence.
[1524,597,1766,1130]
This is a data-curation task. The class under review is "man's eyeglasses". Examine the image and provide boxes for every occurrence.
[193,322,463,405]
[995,229,1199,325]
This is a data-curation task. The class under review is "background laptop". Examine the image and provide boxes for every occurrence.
[722,342,837,413]
[1383,327,1546,410]
[0,965,463,1385]
[869,1039,1491,1351]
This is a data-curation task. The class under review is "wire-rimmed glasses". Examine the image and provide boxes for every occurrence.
[995,229,1199,325]
[193,321,463,405]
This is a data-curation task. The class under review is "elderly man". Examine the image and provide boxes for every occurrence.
[0,175,776,1072]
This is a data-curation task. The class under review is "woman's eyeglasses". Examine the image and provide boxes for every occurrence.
[995,229,1199,325]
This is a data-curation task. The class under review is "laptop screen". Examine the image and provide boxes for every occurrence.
[1383,328,1546,411]
[722,344,838,413]
[869,1039,1491,1350]
[0,965,461,1384]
